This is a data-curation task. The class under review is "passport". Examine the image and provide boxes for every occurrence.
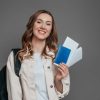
[54,45,71,66]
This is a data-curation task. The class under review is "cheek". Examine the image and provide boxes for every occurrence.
[47,26,52,33]
[33,24,38,32]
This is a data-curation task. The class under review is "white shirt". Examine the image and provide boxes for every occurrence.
[32,53,49,100]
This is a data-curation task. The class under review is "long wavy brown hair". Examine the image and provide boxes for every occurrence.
[18,10,58,61]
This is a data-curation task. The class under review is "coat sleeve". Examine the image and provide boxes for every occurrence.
[55,74,70,99]
[53,65,70,99]
[6,51,22,100]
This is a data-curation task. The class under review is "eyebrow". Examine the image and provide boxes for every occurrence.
[36,19,52,23]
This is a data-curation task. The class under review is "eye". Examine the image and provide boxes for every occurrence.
[46,23,51,26]
[37,21,41,23]
[36,20,41,24]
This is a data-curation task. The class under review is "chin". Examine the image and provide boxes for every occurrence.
[37,36,47,40]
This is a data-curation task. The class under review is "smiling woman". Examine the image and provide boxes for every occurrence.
[33,13,52,40]
[6,10,70,100]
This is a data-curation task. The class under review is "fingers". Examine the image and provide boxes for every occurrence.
[58,63,69,77]
[58,67,64,76]
[60,63,67,71]
[59,63,69,72]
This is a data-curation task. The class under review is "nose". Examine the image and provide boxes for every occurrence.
[41,23,46,29]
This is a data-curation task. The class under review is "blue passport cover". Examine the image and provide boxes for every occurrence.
[54,45,71,65]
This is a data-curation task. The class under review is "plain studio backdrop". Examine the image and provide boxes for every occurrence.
[0,0,100,100]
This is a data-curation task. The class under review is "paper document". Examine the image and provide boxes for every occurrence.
[54,36,82,67]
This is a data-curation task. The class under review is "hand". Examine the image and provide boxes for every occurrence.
[55,63,69,81]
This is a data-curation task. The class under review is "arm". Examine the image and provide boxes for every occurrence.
[55,74,70,99]
[54,63,70,99]
[6,51,22,100]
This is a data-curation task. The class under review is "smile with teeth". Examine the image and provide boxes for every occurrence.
[38,30,46,34]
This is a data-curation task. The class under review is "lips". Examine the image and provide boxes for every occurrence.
[38,30,46,34]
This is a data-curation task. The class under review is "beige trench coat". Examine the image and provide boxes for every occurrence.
[6,51,70,100]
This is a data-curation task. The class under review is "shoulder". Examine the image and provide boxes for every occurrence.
[6,51,15,73]
[7,51,14,61]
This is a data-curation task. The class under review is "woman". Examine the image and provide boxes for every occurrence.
[6,10,70,100]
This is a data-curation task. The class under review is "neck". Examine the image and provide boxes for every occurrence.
[32,37,46,53]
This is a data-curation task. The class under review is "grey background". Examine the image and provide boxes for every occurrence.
[0,0,100,100]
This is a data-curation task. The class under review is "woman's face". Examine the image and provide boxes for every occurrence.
[33,13,52,40]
